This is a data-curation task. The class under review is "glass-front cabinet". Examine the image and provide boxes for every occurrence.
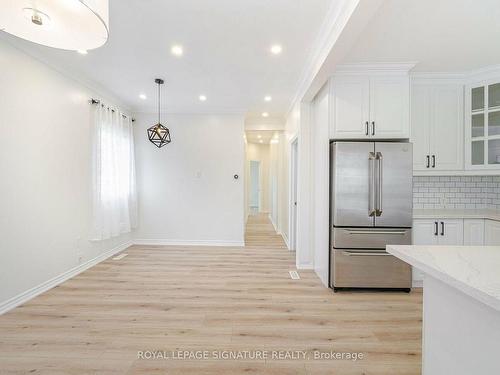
[466,80,500,169]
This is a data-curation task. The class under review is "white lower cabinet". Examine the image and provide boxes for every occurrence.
[412,219,464,283]
[463,219,485,245]
[413,219,464,245]
[485,220,500,245]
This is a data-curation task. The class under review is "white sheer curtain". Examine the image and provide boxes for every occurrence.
[91,103,138,240]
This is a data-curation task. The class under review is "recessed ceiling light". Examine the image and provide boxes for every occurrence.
[199,95,207,102]
[264,96,272,102]
[139,93,147,100]
[262,112,269,117]
[257,134,262,139]
[270,44,282,55]
[171,45,183,56]
[259,139,263,143]
[77,49,88,55]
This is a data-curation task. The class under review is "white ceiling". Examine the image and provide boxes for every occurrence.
[0,0,333,116]
[245,130,279,144]
[342,0,500,72]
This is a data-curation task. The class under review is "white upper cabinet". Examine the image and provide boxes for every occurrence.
[330,69,410,140]
[411,85,432,170]
[411,80,464,172]
[465,79,500,171]
[331,76,369,138]
[369,76,410,139]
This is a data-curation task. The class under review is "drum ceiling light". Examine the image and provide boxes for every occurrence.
[0,0,109,51]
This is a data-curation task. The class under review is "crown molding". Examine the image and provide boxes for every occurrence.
[334,62,418,75]
[466,64,500,83]
[287,0,360,115]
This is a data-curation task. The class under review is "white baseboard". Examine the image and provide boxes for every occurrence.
[133,239,245,247]
[412,280,423,288]
[281,232,290,249]
[296,262,314,270]
[0,240,132,315]
[269,214,278,233]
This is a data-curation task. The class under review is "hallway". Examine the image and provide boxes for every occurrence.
[0,214,422,374]
[245,213,287,249]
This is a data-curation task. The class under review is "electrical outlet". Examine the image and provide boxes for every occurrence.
[76,237,83,264]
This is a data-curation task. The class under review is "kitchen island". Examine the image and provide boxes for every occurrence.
[387,245,500,375]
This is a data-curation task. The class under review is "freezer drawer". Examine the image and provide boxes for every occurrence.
[332,227,411,249]
[330,249,412,289]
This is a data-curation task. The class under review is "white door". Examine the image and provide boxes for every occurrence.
[411,84,432,170]
[463,219,485,245]
[485,220,500,245]
[331,76,370,139]
[413,219,439,245]
[431,84,464,171]
[289,139,298,251]
[437,219,464,245]
[369,76,410,139]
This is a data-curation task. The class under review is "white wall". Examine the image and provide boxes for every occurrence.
[281,101,315,269]
[0,41,132,311]
[311,83,331,287]
[133,113,245,246]
[246,143,270,213]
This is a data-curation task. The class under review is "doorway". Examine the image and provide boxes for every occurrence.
[290,138,298,251]
[249,160,260,214]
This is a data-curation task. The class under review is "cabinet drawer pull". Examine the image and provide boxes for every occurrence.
[371,121,375,136]
[434,221,438,236]
[365,121,369,136]
[432,155,436,168]
[441,221,445,236]
[426,155,430,168]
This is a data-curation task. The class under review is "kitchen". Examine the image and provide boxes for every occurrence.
[307,2,500,373]
[1,1,499,374]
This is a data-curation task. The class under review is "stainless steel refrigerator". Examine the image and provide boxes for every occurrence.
[330,141,413,291]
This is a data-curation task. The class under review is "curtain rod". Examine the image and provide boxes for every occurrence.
[89,98,136,122]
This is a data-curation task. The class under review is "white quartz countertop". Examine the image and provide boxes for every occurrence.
[413,208,500,221]
[387,245,500,312]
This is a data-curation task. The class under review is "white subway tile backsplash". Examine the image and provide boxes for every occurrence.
[413,176,500,209]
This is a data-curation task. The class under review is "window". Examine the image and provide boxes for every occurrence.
[91,104,137,240]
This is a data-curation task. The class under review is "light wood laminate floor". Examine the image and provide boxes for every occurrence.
[0,213,422,374]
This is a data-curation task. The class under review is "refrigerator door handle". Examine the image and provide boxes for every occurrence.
[375,152,383,216]
[342,250,392,257]
[345,229,408,235]
[368,152,376,217]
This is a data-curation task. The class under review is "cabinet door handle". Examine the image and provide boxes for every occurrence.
[426,155,430,168]
[432,155,436,168]
[434,221,438,236]
[371,121,375,136]
[365,121,369,136]
[441,221,445,236]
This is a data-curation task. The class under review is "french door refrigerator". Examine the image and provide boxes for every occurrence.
[330,141,413,291]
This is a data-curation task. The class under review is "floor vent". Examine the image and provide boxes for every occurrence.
[289,270,300,280]
[113,253,128,260]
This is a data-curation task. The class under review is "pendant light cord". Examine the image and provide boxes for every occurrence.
[158,81,161,124]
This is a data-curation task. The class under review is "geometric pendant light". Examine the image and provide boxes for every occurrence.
[0,0,109,51]
[147,78,172,148]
